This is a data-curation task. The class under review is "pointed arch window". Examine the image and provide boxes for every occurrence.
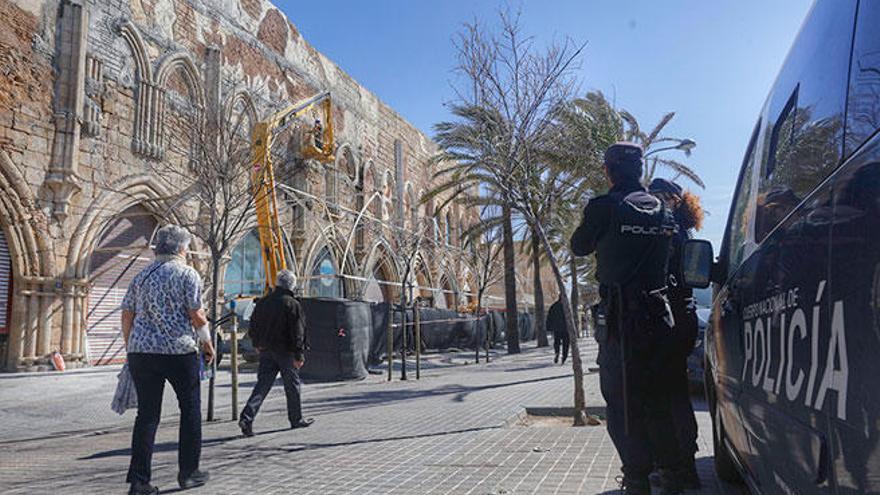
[310,247,343,298]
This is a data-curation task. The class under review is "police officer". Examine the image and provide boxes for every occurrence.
[570,142,683,495]
[649,178,702,489]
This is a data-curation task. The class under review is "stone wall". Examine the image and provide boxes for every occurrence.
[0,0,534,371]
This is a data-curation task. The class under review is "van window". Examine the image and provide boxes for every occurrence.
[725,122,759,277]
[756,88,800,240]
[846,0,880,156]
[754,0,854,242]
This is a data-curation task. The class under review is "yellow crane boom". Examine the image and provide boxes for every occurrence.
[251,91,335,293]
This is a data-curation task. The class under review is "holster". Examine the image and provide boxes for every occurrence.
[599,284,675,347]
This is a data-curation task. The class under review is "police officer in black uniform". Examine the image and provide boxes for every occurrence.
[649,178,700,489]
[570,142,683,495]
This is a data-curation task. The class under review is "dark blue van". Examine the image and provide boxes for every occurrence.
[682,1,880,493]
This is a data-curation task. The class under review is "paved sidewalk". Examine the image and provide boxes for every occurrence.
[0,340,743,494]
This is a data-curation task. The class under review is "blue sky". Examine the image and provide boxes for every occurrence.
[278,0,814,247]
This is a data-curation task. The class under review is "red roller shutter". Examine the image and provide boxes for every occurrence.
[86,206,156,365]
[0,231,11,335]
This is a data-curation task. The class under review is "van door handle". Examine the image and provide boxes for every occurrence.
[722,298,738,317]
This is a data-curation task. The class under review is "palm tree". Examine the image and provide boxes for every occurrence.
[429,103,523,354]
[620,110,704,188]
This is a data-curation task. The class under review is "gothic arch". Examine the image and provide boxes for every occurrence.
[155,52,206,161]
[115,20,158,158]
[413,251,434,300]
[362,239,401,302]
[335,143,357,183]
[360,159,380,217]
[115,20,153,82]
[155,52,206,108]
[436,269,459,310]
[66,174,177,279]
[0,151,50,279]
[362,239,400,283]
[0,151,53,370]
[302,231,357,297]
[226,89,258,136]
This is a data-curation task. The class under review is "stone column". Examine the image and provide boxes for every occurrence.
[44,0,88,221]
[37,284,53,358]
[25,291,39,365]
[5,291,27,370]
[61,282,74,355]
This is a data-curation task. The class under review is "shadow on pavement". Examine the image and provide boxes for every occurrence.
[78,433,243,460]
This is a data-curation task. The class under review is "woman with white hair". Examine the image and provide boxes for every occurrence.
[121,224,214,495]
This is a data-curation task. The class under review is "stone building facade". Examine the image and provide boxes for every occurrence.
[0,0,546,371]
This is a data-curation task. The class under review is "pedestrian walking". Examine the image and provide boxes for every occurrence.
[649,178,705,489]
[570,142,684,495]
[546,297,569,364]
[238,270,314,437]
[121,225,214,495]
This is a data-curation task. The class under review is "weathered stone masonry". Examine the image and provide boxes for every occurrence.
[0,0,542,371]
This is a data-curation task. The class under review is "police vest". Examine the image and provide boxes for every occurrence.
[597,190,676,288]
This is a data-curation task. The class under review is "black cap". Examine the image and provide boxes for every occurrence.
[649,178,683,197]
[604,142,643,169]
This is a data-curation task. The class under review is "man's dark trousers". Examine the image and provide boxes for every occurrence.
[240,350,303,427]
[126,352,201,484]
[598,306,682,480]
[554,330,570,363]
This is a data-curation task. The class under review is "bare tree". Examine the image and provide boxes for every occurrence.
[432,10,592,424]
[389,215,435,380]
[147,86,300,420]
[463,219,505,355]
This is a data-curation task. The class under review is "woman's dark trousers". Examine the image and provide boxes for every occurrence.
[126,352,201,484]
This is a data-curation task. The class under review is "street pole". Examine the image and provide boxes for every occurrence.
[386,303,393,382]
[474,315,479,364]
[400,301,408,381]
[415,299,421,380]
[486,312,491,363]
[230,300,239,421]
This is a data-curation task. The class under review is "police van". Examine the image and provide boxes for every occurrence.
[682,1,880,493]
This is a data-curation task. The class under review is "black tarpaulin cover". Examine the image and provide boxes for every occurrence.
[299,297,371,381]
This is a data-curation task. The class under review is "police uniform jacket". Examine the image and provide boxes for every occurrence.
[570,180,672,291]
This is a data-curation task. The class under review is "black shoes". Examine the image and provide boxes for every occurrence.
[238,419,254,437]
[128,482,159,495]
[177,469,210,490]
[650,463,700,491]
[553,355,559,364]
[616,475,651,495]
[654,469,684,495]
[678,463,702,490]
[291,418,315,429]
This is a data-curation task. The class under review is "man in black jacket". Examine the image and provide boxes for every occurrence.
[546,297,569,364]
[570,142,683,495]
[239,270,313,436]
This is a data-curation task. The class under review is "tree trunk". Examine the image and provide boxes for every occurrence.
[532,221,587,426]
[531,227,547,347]
[206,254,221,422]
[569,256,580,337]
[501,205,520,354]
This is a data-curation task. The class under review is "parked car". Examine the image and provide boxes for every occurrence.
[681,1,880,492]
